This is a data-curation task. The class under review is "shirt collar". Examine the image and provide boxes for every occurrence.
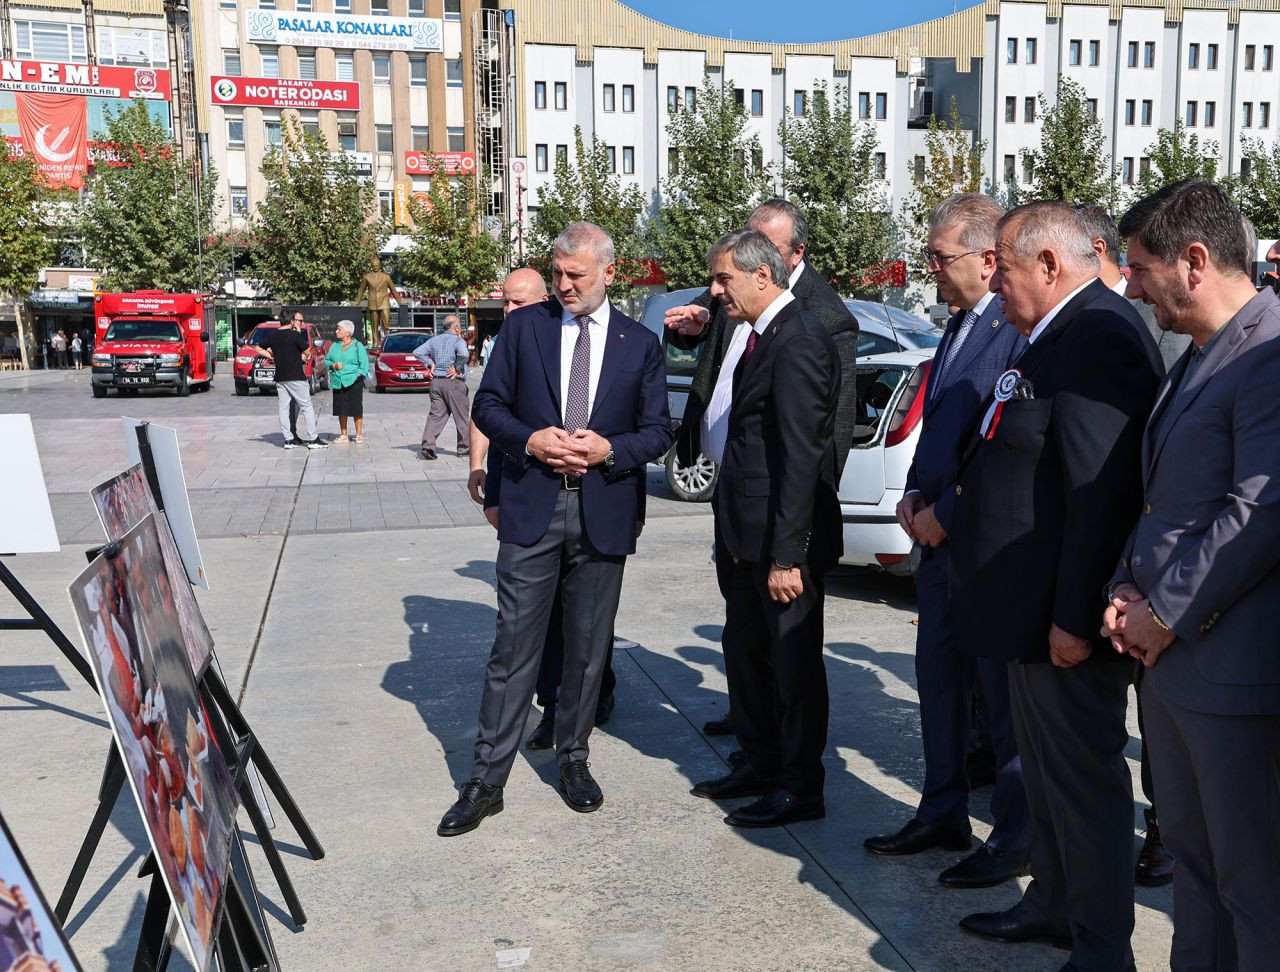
[1110,277,1129,297]
[753,289,795,334]
[787,259,805,290]
[1027,277,1097,345]
[968,290,996,318]
[561,300,611,328]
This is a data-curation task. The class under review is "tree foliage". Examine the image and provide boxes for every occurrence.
[1133,121,1220,200]
[0,142,56,369]
[779,83,899,298]
[1021,77,1117,208]
[79,100,217,292]
[250,118,384,303]
[1233,138,1280,238]
[527,127,647,296]
[397,160,506,300]
[652,74,773,289]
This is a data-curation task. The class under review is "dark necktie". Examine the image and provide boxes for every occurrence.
[564,314,591,433]
[732,328,759,395]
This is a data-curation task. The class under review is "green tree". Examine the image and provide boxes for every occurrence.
[397,159,506,301]
[1021,76,1117,208]
[652,73,773,289]
[1133,120,1220,200]
[527,127,647,296]
[1233,138,1280,237]
[902,98,987,265]
[250,118,384,303]
[79,100,217,292]
[0,142,56,369]
[779,83,898,298]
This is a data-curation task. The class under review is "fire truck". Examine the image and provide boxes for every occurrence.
[90,291,214,398]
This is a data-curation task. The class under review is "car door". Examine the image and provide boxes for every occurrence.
[838,362,913,505]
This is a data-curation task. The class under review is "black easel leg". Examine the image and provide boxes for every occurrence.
[57,747,126,922]
[0,558,96,688]
[238,774,307,927]
[223,833,278,971]
[132,870,173,972]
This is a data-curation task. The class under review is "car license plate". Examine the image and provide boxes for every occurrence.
[119,376,152,385]
[400,372,425,380]
[254,369,275,382]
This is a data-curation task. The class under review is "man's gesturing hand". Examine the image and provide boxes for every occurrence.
[663,304,710,337]
[896,492,925,539]
[768,564,804,604]
[1049,623,1092,668]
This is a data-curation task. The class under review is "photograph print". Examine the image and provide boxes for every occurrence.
[67,513,238,972]
[0,809,83,972]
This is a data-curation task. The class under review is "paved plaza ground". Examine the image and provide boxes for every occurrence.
[0,367,1173,971]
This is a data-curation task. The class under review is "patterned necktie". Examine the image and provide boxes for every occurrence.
[936,308,979,387]
[564,314,592,433]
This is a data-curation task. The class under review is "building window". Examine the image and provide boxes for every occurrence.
[379,190,393,218]
[1089,40,1100,66]
[1186,101,1197,126]
[556,144,568,165]
[220,0,236,7]
[297,0,313,13]
[1122,157,1133,184]
[1205,101,1216,127]
[554,81,567,110]
[1208,44,1219,70]
[1243,102,1253,128]
[1022,156,1034,184]
[1003,154,1016,182]
[873,152,886,180]
[408,0,426,14]
[1242,158,1252,182]
[1005,96,1016,123]
[667,86,678,112]
[376,124,393,154]
[751,89,763,117]
[1144,41,1156,68]
[623,84,635,112]
[606,146,616,172]
[336,53,355,82]
[444,0,461,21]
[223,49,241,76]
[264,117,282,148]
[338,123,356,152]
[1266,46,1275,71]
[226,112,245,148]
[1188,43,1199,70]
[98,27,168,69]
[14,20,87,62]
[1124,99,1135,126]
[230,186,249,214]
[1127,41,1138,68]
[875,92,887,120]
[447,58,463,90]
[1141,100,1152,125]
[622,146,635,174]
[913,155,926,182]
[685,87,697,111]
[1086,98,1097,119]
[1024,96,1036,123]
[534,81,546,109]
[1007,37,1017,64]
[1068,40,1081,66]
[794,90,807,116]
[1262,102,1271,129]
[535,144,548,171]
[412,126,429,151]
[373,54,391,85]
[260,47,279,78]
[297,49,317,81]
[371,0,389,15]
[1139,157,1150,182]
[668,147,679,174]
[410,54,427,88]
[858,91,871,119]
[1246,45,1256,71]
[733,87,744,109]
[1026,38,1037,64]
[603,84,615,112]
[448,127,465,151]
[334,0,351,11]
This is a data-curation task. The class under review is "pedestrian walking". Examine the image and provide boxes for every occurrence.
[241,313,329,451]
[415,314,472,460]
[325,320,369,443]
[70,334,83,369]
[480,334,493,367]
[51,330,67,368]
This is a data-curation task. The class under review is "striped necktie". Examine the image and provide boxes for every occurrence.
[936,308,979,388]
[564,314,592,433]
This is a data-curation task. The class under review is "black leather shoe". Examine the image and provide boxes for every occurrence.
[420,448,437,460]
[526,705,555,750]
[966,746,997,788]
[690,761,773,800]
[703,713,734,736]
[594,693,615,727]
[559,762,604,812]
[959,906,1072,949]
[864,818,973,856]
[437,779,503,837]
[724,787,824,828]
[939,844,1029,888]
[726,748,747,768]
[1135,808,1174,887]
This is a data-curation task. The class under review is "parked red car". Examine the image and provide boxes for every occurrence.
[233,321,331,396]
[370,330,434,392]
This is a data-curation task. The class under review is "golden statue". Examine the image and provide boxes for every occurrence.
[355,257,395,344]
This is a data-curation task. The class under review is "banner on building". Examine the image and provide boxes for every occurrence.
[244,9,442,53]
[16,92,88,188]
[0,59,169,100]
[210,75,360,111]
[404,151,476,175]
[394,180,411,227]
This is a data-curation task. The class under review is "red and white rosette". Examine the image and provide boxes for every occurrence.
[985,367,1023,440]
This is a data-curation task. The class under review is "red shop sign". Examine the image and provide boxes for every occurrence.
[404,150,476,175]
[209,75,360,111]
[0,58,169,100]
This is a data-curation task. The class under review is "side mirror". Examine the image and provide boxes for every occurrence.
[199,332,210,342]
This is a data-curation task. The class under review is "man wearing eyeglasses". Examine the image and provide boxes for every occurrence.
[864,194,1031,891]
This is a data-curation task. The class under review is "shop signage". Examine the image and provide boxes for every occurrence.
[16,92,88,188]
[404,151,476,175]
[244,9,442,53]
[210,75,360,111]
[0,59,169,100]
[28,289,83,308]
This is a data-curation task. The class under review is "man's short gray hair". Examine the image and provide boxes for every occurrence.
[706,228,789,287]
[929,193,1004,251]
[442,314,461,330]
[998,201,1101,272]
[553,221,616,265]
[335,319,355,337]
[749,198,809,251]
[1075,205,1121,267]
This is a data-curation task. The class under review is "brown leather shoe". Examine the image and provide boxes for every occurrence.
[1135,808,1174,887]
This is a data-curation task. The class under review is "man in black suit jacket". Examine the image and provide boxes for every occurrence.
[949,202,1161,971]
[683,228,841,829]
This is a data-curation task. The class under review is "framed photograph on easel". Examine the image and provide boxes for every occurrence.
[0,809,84,972]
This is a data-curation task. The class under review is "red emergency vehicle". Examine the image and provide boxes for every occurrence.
[91,291,213,398]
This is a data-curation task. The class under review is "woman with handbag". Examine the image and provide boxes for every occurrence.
[325,320,370,443]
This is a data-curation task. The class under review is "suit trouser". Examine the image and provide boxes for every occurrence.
[1009,658,1134,972]
[1142,678,1280,972]
[533,582,617,708]
[421,378,471,450]
[276,381,317,442]
[722,558,829,801]
[915,551,1030,851]
[471,489,624,785]
[1133,665,1156,806]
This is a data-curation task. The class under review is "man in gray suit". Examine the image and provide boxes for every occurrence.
[1103,179,1280,971]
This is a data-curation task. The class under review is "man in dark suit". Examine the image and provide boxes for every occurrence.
[682,228,841,828]
[665,198,858,738]
[437,223,672,836]
[1103,180,1280,970]
[949,202,1161,972]
[864,194,1031,889]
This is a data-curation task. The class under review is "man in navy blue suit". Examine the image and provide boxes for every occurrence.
[864,194,1032,888]
[438,223,672,836]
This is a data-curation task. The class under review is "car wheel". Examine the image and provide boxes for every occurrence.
[665,447,717,502]
[235,380,248,396]
[91,384,107,399]
[375,381,385,393]
[176,369,190,397]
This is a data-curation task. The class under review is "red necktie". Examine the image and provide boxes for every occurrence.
[743,328,759,363]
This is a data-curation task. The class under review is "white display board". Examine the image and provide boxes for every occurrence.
[0,413,60,554]
[122,417,208,589]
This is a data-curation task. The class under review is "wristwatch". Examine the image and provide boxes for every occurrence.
[603,447,616,472]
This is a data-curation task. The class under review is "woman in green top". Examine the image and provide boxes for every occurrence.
[326,320,370,443]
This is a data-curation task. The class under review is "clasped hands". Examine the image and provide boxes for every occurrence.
[895,492,948,548]
[527,427,611,476]
[1100,583,1175,668]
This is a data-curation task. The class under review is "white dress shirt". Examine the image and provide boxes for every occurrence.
[702,289,795,464]
[560,300,610,424]
[788,259,806,290]
[1110,276,1129,297]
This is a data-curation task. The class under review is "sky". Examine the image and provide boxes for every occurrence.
[621,1,982,44]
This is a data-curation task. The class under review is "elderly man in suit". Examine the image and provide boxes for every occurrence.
[437,223,672,836]
[665,198,858,738]
[683,228,841,828]
[864,194,1031,889]
[1102,180,1280,972]
[949,202,1161,972]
